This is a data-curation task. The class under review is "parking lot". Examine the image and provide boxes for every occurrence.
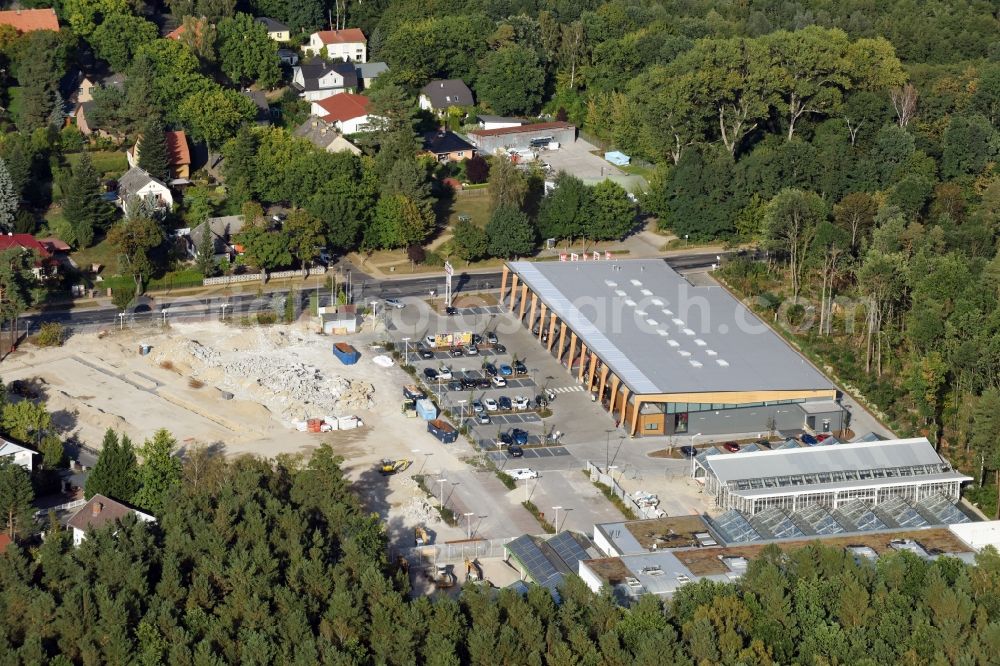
[541,137,647,190]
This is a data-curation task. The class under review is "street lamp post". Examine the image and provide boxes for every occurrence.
[552,506,562,531]
[463,512,474,539]
[605,429,616,470]
[401,337,411,365]
[220,303,229,320]
[437,478,448,509]
[118,312,126,331]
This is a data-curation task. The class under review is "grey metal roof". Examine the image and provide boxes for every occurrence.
[508,259,835,395]
[255,16,288,32]
[705,437,951,485]
[355,62,388,79]
[420,79,474,109]
[594,521,645,555]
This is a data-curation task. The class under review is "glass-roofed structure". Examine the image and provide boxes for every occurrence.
[698,437,971,514]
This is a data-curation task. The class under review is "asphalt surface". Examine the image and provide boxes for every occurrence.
[19,252,730,332]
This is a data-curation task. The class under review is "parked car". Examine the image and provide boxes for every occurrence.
[472,334,483,345]
[755,439,772,449]
[492,376,507,387]
[679,445,698,458]
[499,364,513,376]
[449,348,464,357]
[512,396,530,410]
[510,428,529,445]
[464,344,479,356]
[447,380,462,391]
[498,431,513,445]
[460,377,477,389]
[506,468,537,480]
[484,363,498,377]
[477,412,491,425]
[423,368,438,380]
[494,343,507,354]
[816,433,832,442]
[445,306,458,316]
[477,378,491,389]
[508,444,523,458]
[513,361,527,375]
[472,400,484,413]
[723,441,741,453]
[484,398,499,412]
[384,298,405,309]
[424,335,437,347]
[419,348,434,359]
[801,434,819,445]
[435,366,451,379]
[498,396,512,410]
[486,332,498,344]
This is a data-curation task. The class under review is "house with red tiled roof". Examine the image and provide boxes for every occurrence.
[127,130,192,180]
[0,234,57,278]
[309,93,377,134]
[303,28,366,62]
[0,8,59,33]
[67,494,156,546]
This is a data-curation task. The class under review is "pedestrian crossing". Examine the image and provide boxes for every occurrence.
[549,385,585,394]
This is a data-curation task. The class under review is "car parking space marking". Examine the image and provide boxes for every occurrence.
[549,447,570,456]
[533,448,553,457]
[550,385,585,393]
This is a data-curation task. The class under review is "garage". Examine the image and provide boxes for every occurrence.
[467,121,577,153]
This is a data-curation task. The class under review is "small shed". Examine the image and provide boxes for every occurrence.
[604,151,630,166]
[319,305,358,334]
[416,398,438,420]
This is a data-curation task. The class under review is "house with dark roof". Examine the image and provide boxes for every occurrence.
[74,74,127,139]
[277,48,299,66]
[67,494,156,546]
[185,215,245,260]
[309,94,375,134]
[254,16,289,41]
[422,131,476,162]
[419,79,474,116]
[0,8,59,33]
[303,28,366,62]
[241,90,271,124]
[292,60,358,101]
[117,167,173,216]
[355,62,388,89]
[293,116,362,155]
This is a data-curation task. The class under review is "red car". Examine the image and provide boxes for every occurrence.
[723,441,741,453]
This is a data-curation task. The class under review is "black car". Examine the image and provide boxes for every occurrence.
[513,361,527,376]
[445,306,458,315]
[499,432,513,446]
[450,348,464,357]
[508,444,524,458]
[423,368,438,380]
[498,396,512,411]
[486,332,498,345]
[460,377,477,389]
[476,378,491,389]
[447,380,462,391]
[494,344,507,354]
[679,445,698,458]
[419,348,434,359]
[534,395,549,409]
[484,363,498,377]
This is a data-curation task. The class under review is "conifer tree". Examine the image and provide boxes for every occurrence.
[62,153,111,249]
[137,118,170,182]
[84,429,140,502]
[0,158,17,232]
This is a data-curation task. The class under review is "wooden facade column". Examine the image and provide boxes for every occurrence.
[499,265,510,306]
[518,285,529,320]
[508,274,519,311]
[547,314,558,351]
[629,399,643,437]
[608,375,621,416]
[566,333,578,372]
[597,366,609,405]
[537,303,547,342]
[619,386,631,425]
[577,344,589,382]
[527,293,538,332]
[586,354,599,392]
[556,321,568,359]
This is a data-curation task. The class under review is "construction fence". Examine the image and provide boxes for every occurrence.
[394,537,517,566]
[586,460,663,520]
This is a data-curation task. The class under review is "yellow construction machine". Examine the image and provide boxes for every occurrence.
[378,458,412,475]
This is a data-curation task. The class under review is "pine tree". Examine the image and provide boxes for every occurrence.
[62,153,110,249]
[137,118,170,182]
[133,429,182,515]
[84,429,140,502]
[196,223,217,277]
[0,457,34,539]
[0,158,18,232]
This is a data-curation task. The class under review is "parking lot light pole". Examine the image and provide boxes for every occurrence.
[437,478,448,509]
[401,337,410,365]
[464,512,474,539]
[605,429,615,470]
[552,506,562,531]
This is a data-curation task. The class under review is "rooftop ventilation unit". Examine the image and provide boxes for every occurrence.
[646,319,658,326]
[667,340,680,347]
[694,339,707,346]
[716,359,729,367]
[678,350,691,357]
[705,349,717,356]
[624,299,636,307]
[630,279,643,286]
[689,360,703,368]
[641,289,653,296]
[605,280,617,287]
[615,289,627,296]
[656,329,668,336]
[682,328,695,336]
[651,299,663,306]
[662,309,673,316]
[672,318,685,326]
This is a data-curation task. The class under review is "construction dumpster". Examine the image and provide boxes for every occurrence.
[333,342,361,365]
[427,418,458,443]
[416,398,438,420]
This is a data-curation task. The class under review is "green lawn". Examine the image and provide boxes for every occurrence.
[441,192,493,228]
[71,236,119,273]
[66,151,129,178]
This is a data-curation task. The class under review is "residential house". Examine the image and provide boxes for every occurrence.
[303,28,366,62]
[293,116,362,155]
[0,234,57,278]
[117,167,173,216]
[354,62,388,89]
[0,439,37,471]
[126,130,191,180]
[422,131,475,162]
[277,48,299,66]
[419,79,474,116]
[310,94,375,134]
[186,215,245,260]
[0,8,59,33]
[38,237,71,254]
[478,115,524,131]
[241,90,271,124]
[67,494,156,546]
[74,74,127,139]
[292,59,358,101]
[255,16,290,41]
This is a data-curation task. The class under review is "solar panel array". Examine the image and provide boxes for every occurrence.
[506,535,561,584]
[547,531,590,570]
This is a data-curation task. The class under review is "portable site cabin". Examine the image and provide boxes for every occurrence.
[416,398,438,420]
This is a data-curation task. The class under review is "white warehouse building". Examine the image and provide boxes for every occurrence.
[698,437,971,514]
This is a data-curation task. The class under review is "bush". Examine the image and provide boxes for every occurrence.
[35,323,65,347]
[522,500,555,533]
[256,311,278,325]
[495,471,516,490]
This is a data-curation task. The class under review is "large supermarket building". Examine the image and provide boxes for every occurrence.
[500,258,845,438]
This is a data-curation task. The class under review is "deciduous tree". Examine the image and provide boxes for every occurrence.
[486,205,535,258]
[476,45,545,115]
[451,218,487,263]
[107,216,163,294]
[217,13,280,89]
[487,157,528,210]
[762,189,826,301]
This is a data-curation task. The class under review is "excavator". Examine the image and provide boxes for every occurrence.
[426,563,456,589]
[378,458,412,475]
[414,525,430,546]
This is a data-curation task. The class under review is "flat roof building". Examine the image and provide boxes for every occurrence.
[501,259,843,437]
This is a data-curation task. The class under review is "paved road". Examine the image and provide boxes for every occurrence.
[19,252,730,332]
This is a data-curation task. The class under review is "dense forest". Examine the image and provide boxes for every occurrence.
[2,442,1000,664]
